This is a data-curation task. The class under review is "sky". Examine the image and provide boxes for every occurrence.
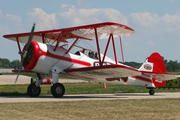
[0,0,180,63]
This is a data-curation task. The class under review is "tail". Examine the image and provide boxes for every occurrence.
[139,52,176,88]
[139,52,166,73]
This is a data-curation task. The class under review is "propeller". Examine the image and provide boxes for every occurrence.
[15,23,36,83]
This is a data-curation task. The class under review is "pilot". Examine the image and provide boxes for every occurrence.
[94,53,98,59]
[81,49,85,53]
[89,52,94,58]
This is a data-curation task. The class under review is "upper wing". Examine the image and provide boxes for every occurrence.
[64,65,141,80]
[3,22,135,44]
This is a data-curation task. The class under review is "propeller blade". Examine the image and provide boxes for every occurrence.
[15,23,36,84]
[24,23,35,52]
[21,51,27,65]
[21,23,35,65]
[15,69,21,83]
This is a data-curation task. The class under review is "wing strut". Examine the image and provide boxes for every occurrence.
[101,34,119,65]
[66,38,79,54]
[120,37,124,65]
[94,28,102,66]
[16,37,21,53]
[42,34,45,43]
[102,34,112,64]
[54,33,63,51]
[112,34,118,65]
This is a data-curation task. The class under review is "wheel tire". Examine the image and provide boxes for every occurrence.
[51,83,65,98]
[27,84,41,97]
[149,89,155,95]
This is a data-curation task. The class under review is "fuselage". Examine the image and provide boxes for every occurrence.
[23,41,155,88]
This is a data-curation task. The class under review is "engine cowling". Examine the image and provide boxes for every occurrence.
[23,41,52,74]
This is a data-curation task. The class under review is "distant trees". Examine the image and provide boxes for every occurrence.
[123,58,180,72]
[165,60,180,72]
[10,60,21,69]
[0,58,21,69]
[123,61,142,69]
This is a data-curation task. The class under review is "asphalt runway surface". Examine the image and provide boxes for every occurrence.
[0,92,180,103]
[0,75,86,85]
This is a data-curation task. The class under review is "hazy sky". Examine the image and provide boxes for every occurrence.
[0,0,180,63]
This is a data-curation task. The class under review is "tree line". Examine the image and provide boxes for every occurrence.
[0,58,21,69]
[0,57,180,72]
[123,59,180,72]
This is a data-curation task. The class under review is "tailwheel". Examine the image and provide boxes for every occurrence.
[149,89,155,95]
[51,83,65,98]
[27,83,41,97]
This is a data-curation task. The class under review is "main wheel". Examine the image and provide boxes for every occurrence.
[149,89,155,95]
[51,83,65,98]
[27,84,41,97]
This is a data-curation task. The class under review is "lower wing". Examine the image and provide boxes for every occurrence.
[64,65,142,80]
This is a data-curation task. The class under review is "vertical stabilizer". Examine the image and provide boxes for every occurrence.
[138,60,154,72]
[138,52,167,88]
[147,52,166,73]
[139,52,166,73]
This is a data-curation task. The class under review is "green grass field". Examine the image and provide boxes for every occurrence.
[0,82,180,96]
[0,98,180,120]
[0,82,180,119]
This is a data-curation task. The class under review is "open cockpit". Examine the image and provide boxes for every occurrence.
[75,49,98,60]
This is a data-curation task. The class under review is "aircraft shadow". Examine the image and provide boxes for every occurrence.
[114,93,163,96]
[0,93,127,99]
[61,95,127,99]
[0,92,27,96]
[0,93,163,99]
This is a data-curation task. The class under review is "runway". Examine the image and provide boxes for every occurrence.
[0,75,180,103]
[0,92,180,103]
[0,75,86,85]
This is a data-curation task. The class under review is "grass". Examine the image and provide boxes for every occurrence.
[0,99,180,120]
[0,82,180,96]
[0,81,180,119]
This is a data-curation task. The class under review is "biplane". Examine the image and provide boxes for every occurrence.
[3,22,176,97]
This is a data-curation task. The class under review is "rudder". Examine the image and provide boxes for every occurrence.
[147,52,166,73]
[138,52,166,88]
[139,52,166,73]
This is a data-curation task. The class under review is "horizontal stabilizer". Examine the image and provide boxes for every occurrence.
[151,73,177,80]
[140,71,177,81]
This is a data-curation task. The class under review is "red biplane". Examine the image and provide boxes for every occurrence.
[3,22,176,97]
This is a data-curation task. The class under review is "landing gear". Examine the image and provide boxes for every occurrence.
[27,76,65,98]
[27,83,41,97]
[51,83,65,98]
[27,76,43,97]
[149,89,155,95]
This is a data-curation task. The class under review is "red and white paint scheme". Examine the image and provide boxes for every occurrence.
[3,22,176,97]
